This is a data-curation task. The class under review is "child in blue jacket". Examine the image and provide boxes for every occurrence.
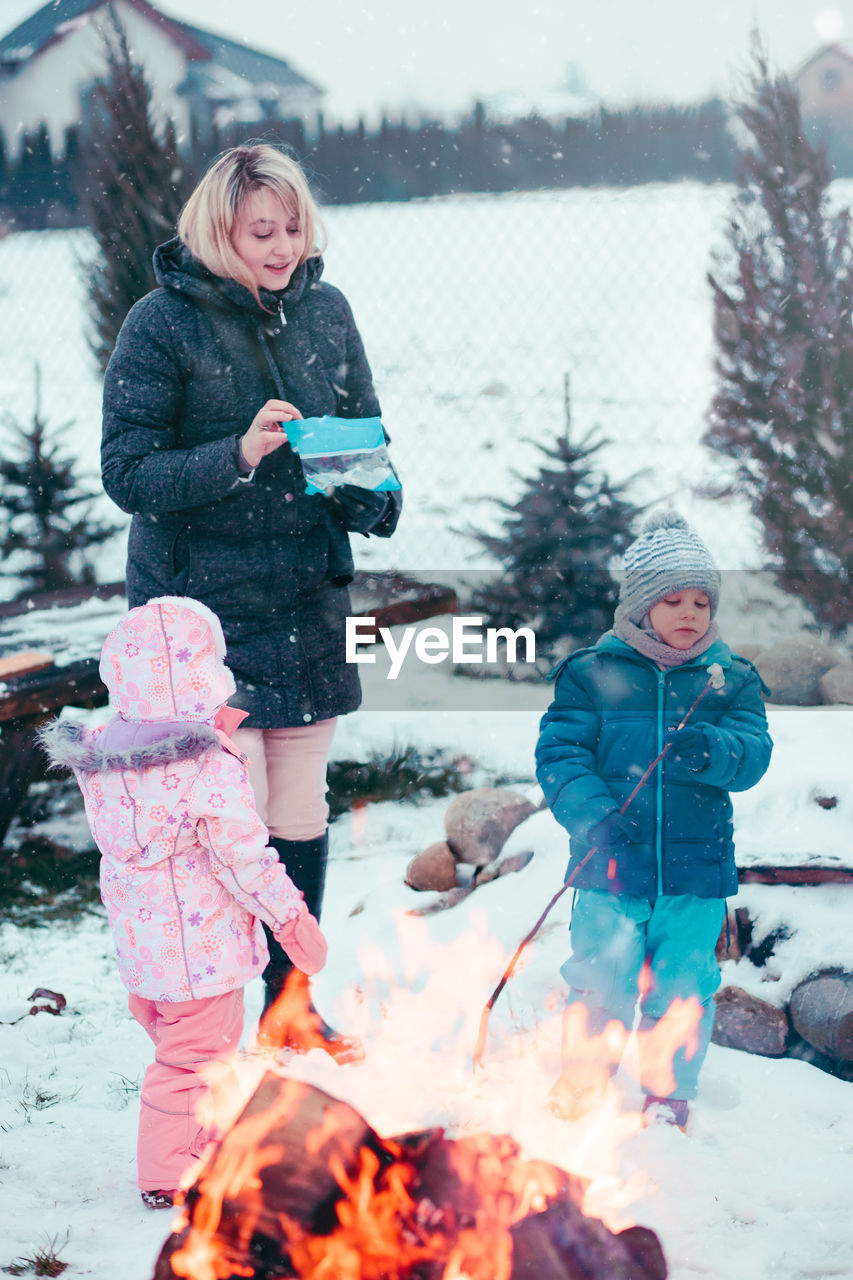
[535,510,772,1128]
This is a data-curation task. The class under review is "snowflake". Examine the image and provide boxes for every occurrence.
[188,912,202,926]
[176,647,191,663]
[206,964,217,976]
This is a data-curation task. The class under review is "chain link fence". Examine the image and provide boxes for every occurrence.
[0,181,747,589]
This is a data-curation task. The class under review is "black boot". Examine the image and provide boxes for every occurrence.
[260,834,363,1063]
[262,833,328,1008]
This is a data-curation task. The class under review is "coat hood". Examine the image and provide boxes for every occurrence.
[99,596,236,723]
[153,236,324,319]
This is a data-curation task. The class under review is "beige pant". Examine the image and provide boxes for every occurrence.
[231,718,337,841]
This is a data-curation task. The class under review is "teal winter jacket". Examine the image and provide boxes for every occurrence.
[535,635,772,899]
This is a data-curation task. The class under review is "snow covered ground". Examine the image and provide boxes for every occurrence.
[1,663,852,1279]
[1,182,852,1277]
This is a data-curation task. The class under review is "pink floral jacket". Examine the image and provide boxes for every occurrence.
[41,597,303,1002]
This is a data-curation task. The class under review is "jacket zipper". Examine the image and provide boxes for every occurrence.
[656,668,666,897]
[169,859,195,999]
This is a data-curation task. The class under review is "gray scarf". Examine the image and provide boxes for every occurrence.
[612,608,719,669]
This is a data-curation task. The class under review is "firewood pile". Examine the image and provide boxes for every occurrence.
[152,1077,666,1280]
[714,909,853,1079]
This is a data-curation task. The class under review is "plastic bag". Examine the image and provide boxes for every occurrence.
[285,416,401,495]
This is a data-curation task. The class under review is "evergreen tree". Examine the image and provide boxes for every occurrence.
[11,123,55,214]
[0,368,119,597]
[704,44,853,633]
[79,6,195,372]
[466,413,642,664]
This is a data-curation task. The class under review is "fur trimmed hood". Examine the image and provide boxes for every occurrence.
[39,718,220,776]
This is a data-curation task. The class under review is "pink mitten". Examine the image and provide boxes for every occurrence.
[274,906,328,975]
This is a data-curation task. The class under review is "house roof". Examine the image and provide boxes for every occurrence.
[0,0,206,66]
[178,20,321,95]
[792,42,853,82]
[0,0,320,96]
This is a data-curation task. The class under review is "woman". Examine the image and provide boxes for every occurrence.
[101,144,401,1058]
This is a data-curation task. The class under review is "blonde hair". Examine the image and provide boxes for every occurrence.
[177,144,327,302]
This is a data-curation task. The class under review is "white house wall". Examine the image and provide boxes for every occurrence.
[1,0,190,157]
[795,49,853,124]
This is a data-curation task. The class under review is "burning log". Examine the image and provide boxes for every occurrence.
[510,1207,666,1280]
[152,1076,667,1280]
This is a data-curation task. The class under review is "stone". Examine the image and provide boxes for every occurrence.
[789,969,853,1062]
[405,842,458,892]
[819,663,853,705]
[712,984,789,1056]
[444,786,537,866]
[753,634,842,705]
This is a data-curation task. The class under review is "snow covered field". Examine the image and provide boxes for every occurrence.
[1,183,852,1277]
[0,180,765,580]
[1,683,852,1279]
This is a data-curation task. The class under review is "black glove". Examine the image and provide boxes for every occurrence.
[328,484,391,534]
[588,811,642,852]
[663,725,709,772]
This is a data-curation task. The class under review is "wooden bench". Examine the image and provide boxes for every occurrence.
[0,574,458,845]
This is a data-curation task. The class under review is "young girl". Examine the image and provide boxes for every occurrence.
[41,596,327,1207]
[535,511,772,1128]
[100,144,401,1057]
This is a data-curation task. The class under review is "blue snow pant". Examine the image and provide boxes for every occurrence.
[560,889,725,1101]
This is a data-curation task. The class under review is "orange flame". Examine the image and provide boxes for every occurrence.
[164,915,699,1277]
[254,968,334,1056]
[170,1079,310,1280]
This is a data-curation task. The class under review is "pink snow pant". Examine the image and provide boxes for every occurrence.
[232,718,337,840]
[128,989,244,1191]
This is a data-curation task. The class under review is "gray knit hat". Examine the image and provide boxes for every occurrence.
[615,510,721,624]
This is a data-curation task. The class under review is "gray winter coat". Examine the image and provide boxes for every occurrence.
[101,239,399,727]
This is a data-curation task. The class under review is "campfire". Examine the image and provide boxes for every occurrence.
[151,926,682,1279]
[152,1075,666,1280]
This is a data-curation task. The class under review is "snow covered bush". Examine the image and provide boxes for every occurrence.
[0,367,118,597]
